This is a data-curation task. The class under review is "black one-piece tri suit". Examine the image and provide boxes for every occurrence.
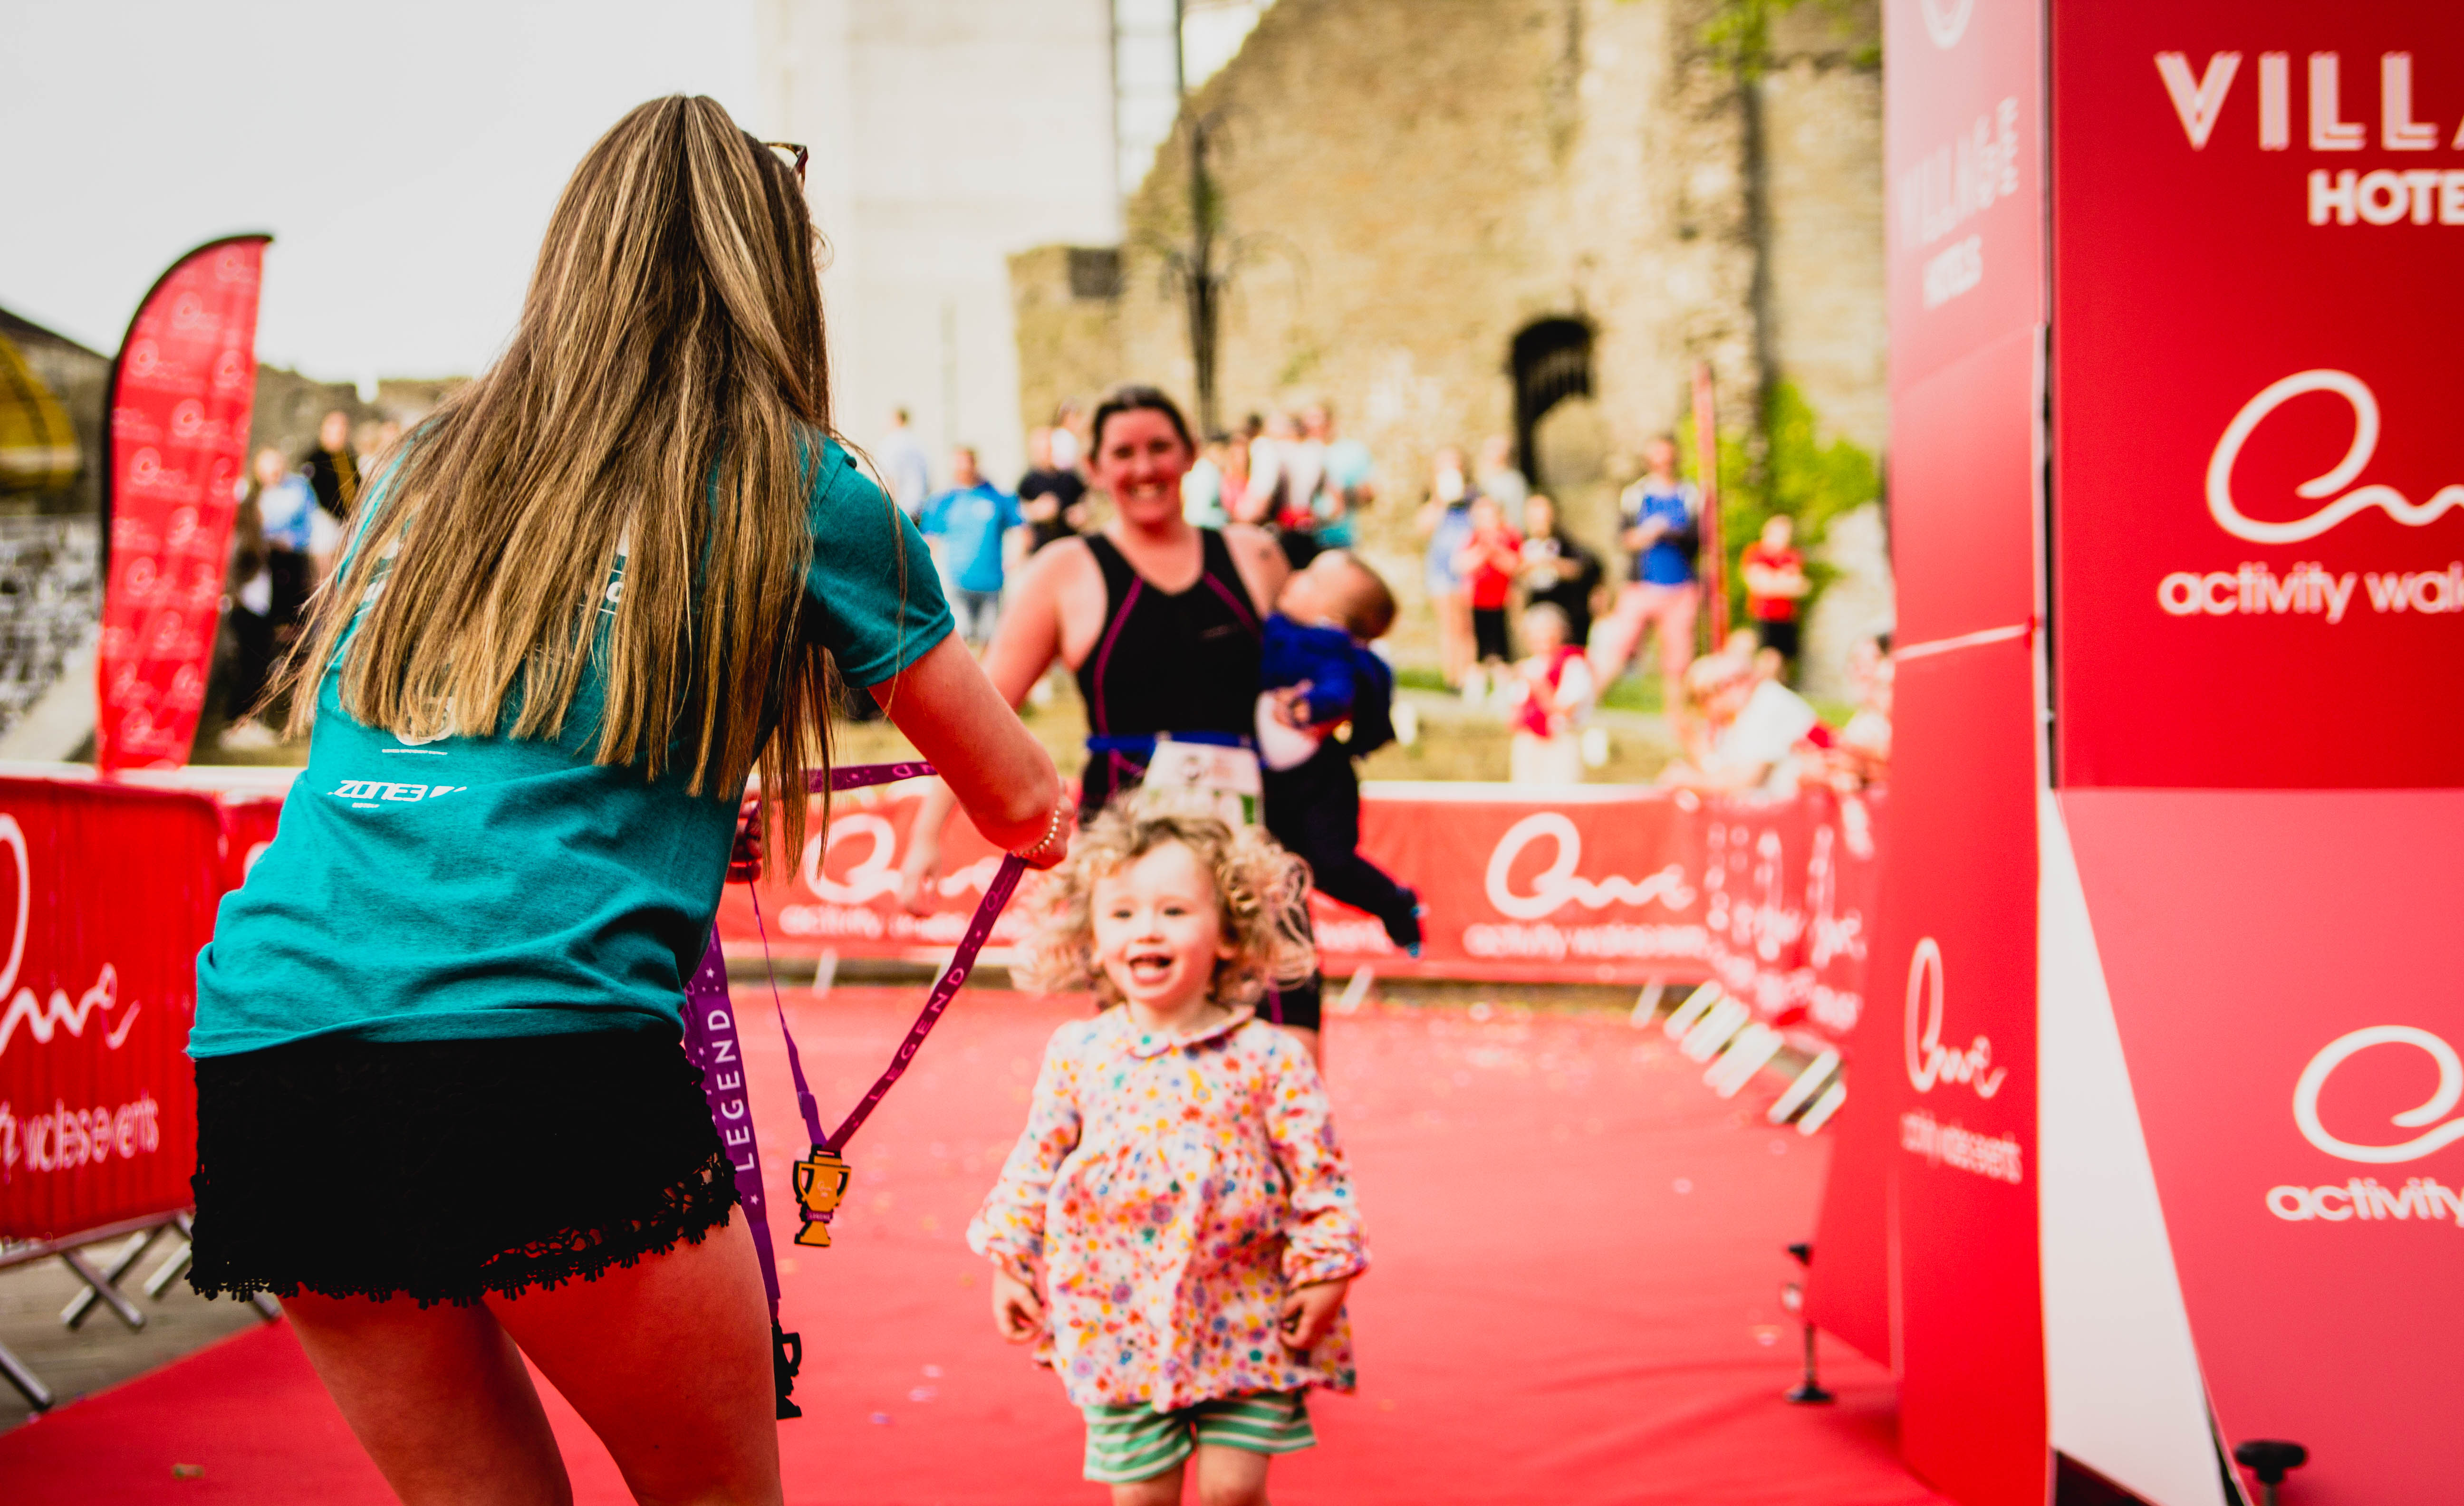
[1072,529,1322,1030]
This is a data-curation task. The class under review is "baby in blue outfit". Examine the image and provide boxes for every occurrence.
[1257,552,1422,955]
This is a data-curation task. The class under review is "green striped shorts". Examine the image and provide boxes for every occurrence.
[1081,1390,1317,1484]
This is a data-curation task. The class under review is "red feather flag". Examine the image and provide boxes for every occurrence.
[97,235,271,771]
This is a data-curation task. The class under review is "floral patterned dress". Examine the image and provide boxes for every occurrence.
[967,1006,1367,1411]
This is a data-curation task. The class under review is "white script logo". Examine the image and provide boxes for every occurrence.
[0,815,135,1058]
[1483,812,1693,921]
[2208,370,2464,544]
[2292,1024,2464,1164]
[1919,0,1972,50]
[1903,938,2005,1097]
[800,813,917,907]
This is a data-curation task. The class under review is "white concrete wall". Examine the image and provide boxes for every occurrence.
[758,0,1122,487]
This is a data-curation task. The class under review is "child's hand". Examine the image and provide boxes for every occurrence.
[1279,1277,1350,1352]
[896,828,942,914]
[1267,683,1314,729]
[990,1265,1046,1344]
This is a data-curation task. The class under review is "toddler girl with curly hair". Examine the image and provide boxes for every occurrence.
[967,801,1368,1506]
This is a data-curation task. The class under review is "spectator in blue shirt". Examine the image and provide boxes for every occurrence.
[919,445,1024,646]
[1590,433,1702,709]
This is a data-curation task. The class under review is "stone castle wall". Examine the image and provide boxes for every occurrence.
[1012,0,1888,683]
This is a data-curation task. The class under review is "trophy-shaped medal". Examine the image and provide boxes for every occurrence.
[790,1146,851,1247]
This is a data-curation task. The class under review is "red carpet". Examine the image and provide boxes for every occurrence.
[0,991,1944,1505]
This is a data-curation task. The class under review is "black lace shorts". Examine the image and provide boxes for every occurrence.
[189,1027,736,1307]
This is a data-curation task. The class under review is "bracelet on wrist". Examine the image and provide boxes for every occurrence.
[1012,802,1069,863]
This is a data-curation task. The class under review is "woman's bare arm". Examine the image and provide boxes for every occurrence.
[868,634,1060,855]
[895,545,1084,901]
[1223,524,1290,617]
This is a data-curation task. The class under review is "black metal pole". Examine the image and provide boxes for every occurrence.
[1782,1240,1832,1404]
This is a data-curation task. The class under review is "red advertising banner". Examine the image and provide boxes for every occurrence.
[2052,5,2464,788]
[1801,3,2052,1503]
[0,778,225,1240]
[1683,787,1882,1046]
[1327,787,1712,986]
[1890,328,2040,649]
[0,758,1877,1242]
[2065,791,2464,1506]
[213,792,284,893]
[1818,641,2044,1506]
[98,235,271,774]
[715,782,1883,1050]
[1886,0,2043,387]
[1861,326,2040,1499]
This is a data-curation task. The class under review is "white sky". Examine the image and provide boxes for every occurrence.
[0,0,759,383]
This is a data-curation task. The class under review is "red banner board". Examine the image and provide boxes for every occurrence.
[716,781,1883,1050]
[98,236,270,774]
[1801,3,2052,1503]
[0,761,1877,1242]
[1819,641,2044,1506]
[213,793,284,893]
[0,778,225,1240]
[1886,0,2043,390]
[2066,791,2464,1506]
[2047,7,2464,1502]
[2052,6,2464,789]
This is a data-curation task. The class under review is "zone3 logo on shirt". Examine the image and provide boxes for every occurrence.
[330,780,467,807]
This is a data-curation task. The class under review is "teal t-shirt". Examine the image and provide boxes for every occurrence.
[191,438,953,1058]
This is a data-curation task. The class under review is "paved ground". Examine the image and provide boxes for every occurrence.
[0,1229,269,1434]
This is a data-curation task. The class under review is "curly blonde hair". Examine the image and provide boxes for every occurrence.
[1016,799,1316,1007]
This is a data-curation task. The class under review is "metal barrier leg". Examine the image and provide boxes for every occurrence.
[64,1227,161,1329]
[59,1248,146,1331]
[143,1234,194,1299]
[0,1339,56,1412]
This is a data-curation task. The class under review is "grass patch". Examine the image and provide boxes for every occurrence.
[1401,662,1668,715]
[1597,673,1665,715]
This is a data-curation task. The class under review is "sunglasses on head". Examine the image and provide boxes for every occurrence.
[764,141,808,183]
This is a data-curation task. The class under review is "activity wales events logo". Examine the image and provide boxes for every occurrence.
[2266,1025,2464,1228]
[2158,369,2464,621]
[1898,938,2023,1186]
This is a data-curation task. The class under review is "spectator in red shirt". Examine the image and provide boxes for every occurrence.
[1454,494,1523,696]
[1510,603,1594,785]
[1740,513,1811,669]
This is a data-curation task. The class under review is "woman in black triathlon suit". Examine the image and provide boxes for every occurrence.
[900,386,1329,1051]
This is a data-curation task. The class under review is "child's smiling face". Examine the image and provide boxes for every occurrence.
[1090,841,1235,1018]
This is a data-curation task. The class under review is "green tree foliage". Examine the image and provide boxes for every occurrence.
[1697,0,1878,77]
[1678,382,1879,632]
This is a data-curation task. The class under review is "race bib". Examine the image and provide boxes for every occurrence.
[1138,737,1262,828]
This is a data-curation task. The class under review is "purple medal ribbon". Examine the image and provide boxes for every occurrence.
[680,760,1025,1419]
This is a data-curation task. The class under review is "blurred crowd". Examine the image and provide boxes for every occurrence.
[215,409,401,749]
[859,399,1893,796]
[872,399,1376,647]
[217,394,1892,795]
[1405,428,1893,795]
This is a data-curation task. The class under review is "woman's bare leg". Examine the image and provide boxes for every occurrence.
[284,1290,571,1506]
[487,1214,781,1506]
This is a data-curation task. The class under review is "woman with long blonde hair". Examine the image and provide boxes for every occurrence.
[186,97,1068,1504]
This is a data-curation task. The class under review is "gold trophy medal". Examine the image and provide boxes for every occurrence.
[790,1147,852,1248]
